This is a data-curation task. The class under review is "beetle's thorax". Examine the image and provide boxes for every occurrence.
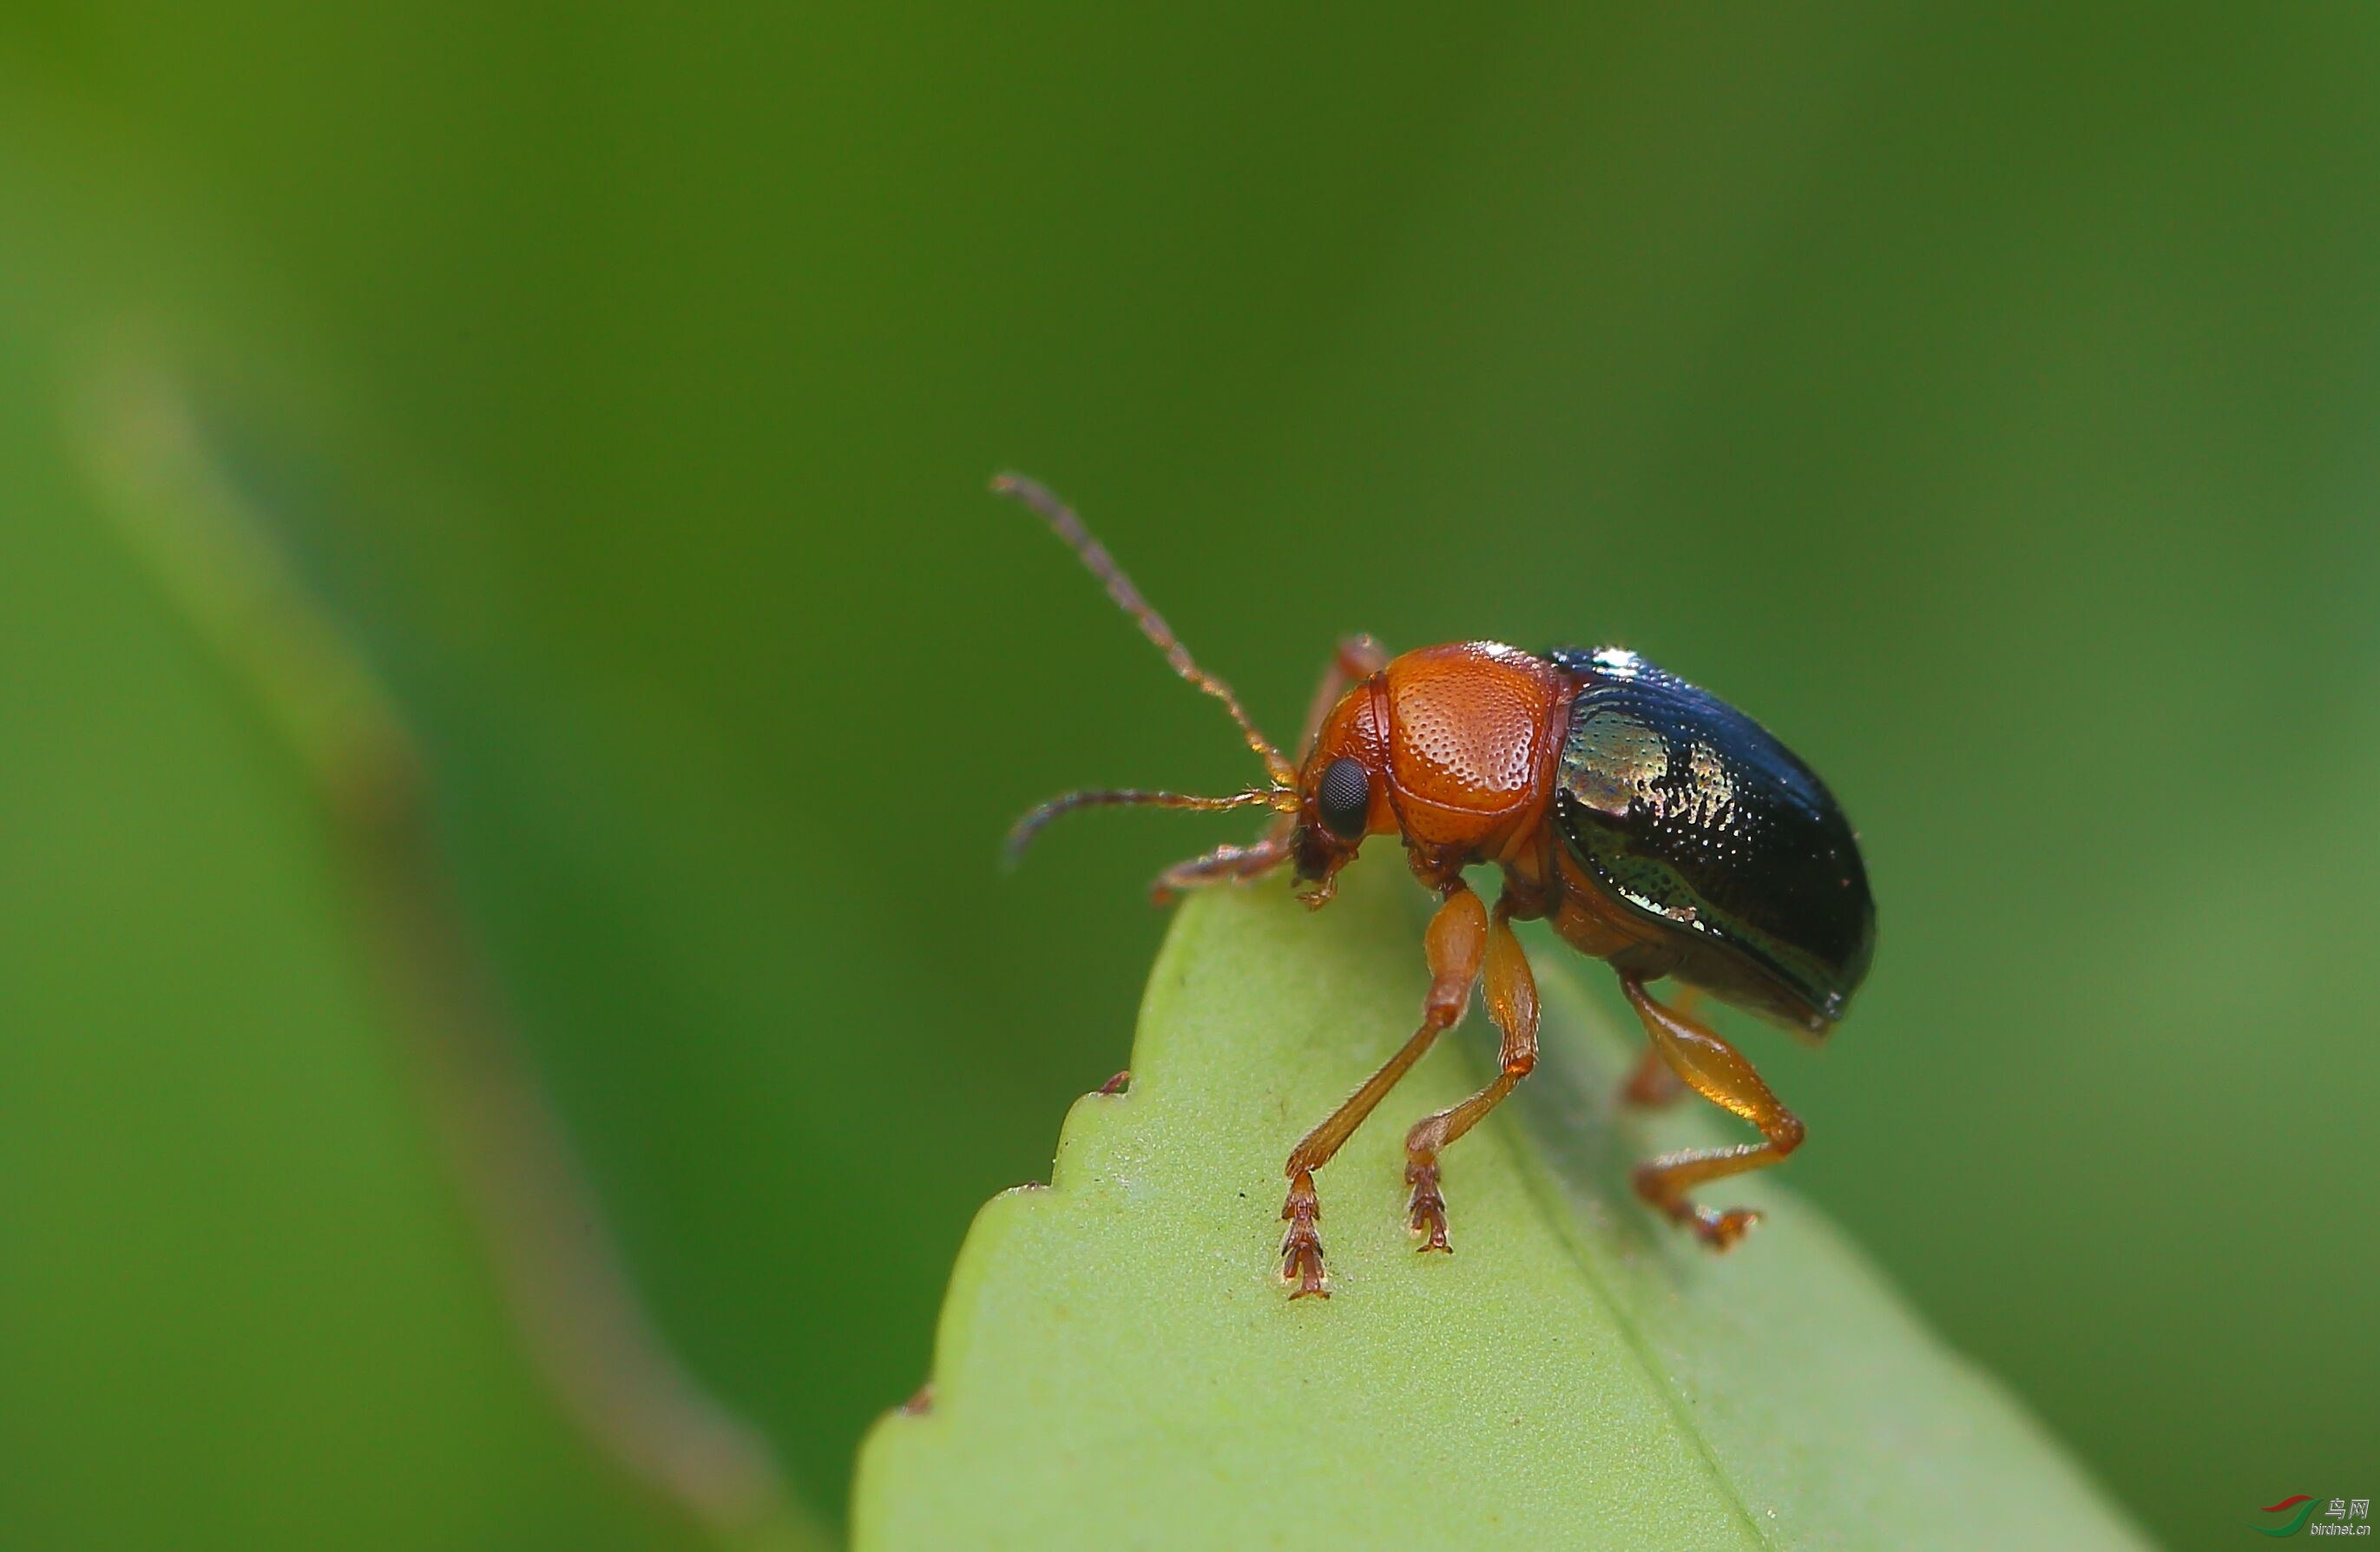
[1377,641,1569,856]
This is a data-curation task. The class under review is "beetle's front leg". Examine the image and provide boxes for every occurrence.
[1295,634,1390,760]
[1278,883,1485,1297]
[1148,833,1292,904]
[1619,976,1805,1249]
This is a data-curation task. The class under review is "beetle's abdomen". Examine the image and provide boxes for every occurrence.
[1548,647,1875,1029]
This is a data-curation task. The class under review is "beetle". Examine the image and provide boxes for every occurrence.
[993,473,1875,1298]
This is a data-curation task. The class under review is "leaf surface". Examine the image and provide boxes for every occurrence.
[855,865,2147,1550]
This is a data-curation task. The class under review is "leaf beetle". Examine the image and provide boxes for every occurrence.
[994,474,1875,1298]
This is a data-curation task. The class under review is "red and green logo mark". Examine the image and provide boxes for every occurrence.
[2257,1496,2320,1537]
[2256,1496,2375,1536]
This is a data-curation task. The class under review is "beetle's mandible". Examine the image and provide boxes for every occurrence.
[993,474,1876,1298]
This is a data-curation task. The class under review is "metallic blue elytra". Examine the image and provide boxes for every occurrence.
[1548,646,1875,1031]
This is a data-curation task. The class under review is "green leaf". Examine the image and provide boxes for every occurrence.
[854,864,2149,1549]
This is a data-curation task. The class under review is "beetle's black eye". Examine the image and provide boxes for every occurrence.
[1316,757,1371,840]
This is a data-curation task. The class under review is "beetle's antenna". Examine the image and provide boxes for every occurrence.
[991,472,1298,791]
[1004,785,1298,870]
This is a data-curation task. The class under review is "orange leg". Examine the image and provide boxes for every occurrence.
[1280,884,1485,1297]
[1620,977,1805,1250]
[1402,895,1538,1253]
[1621,1045,1686,1108]
[1619,985,1700,1108]
[1296,635,1390,760]
[1149,833,1292,904]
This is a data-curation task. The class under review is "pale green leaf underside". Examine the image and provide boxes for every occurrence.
[855,865,2147,1550]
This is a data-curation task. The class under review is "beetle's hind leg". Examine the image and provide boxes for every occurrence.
[1401,894,1539,1253]
[1619,977,1804,1250]
[1619,985,1701,1108]
[1621,1046,1687,1107]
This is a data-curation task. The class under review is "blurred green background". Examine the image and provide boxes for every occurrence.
[3,6,2376,1549]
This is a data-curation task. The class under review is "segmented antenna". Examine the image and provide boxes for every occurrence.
[1003,786,1292,869]
[991,473,1297,790]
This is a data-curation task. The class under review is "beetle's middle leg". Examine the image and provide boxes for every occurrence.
[1401,894,1539,1253]
[1619,976,1805,1250]
[1279,883,1485,1297]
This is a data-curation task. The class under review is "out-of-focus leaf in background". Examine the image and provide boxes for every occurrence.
[69,348,832,1552]
[857,870,2150,1550]
[3,7,2378,1550]
[0,122,722,1552]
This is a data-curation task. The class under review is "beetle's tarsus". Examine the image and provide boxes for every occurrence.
[1280,1170,1329,1297]
[1646,1193,1762,1252]
[1405,1158,1451,1252]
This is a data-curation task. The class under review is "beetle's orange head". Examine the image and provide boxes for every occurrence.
[1287,681,1392,905]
